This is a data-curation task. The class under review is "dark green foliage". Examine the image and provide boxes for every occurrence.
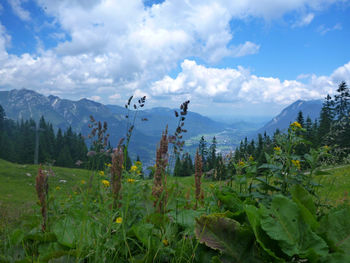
[0,106,87,167]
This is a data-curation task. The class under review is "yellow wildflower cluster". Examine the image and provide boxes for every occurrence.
[101,180,110,187]
[115,217,123,224]
[274,146,281,152]
[130,165,138,172]
[81,180,86,185]
[105,163,112,168]
[249,155,254,161]
[290,121,302,130]
[162,239,169,246]
[99,170,105,176]
[127,178,136,183]
[292,160,301,170]
[55,186,61,190]
[323,145,330,152]
[135,161,142,166]
[238,160,245,167]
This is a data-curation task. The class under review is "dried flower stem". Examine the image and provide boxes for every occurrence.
[152,126,169,213]
[35,165,48,231]
[111,139,124,209]
[195,150,203,209]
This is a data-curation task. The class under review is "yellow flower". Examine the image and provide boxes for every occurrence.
[55,186,61,190]
[162,239,169,246]
[81,180,86,184]
[323,145,330,152]
[209,184,214,189]
[99,171,105,176]
[238,160,245,167]
[74,191,78,195]
[115,217,123,224]
[292,160,301,170]
[274,146,281,152]
[101,180,110,187]
[290,121,302,130]
[105,163,112,168]
[127,178,136,183]
[135,161,142,166]
[130,165,138,172]
[249,155,254,161]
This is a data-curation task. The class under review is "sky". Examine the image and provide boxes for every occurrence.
[0,0,349,119]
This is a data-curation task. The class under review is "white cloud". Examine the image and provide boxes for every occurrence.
[317,23,342,35]
[293,13,314,27]
[88,95,102,102]
[0,0,347,113]
[150,59,350,106]
[7,0,31,21]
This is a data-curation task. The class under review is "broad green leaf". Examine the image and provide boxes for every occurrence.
[132,223,157,248]
[195,214,261,262]
[291,185,319,231]
[52,217,77,248]
[245,205,283,261]
[319,206,350,253]
[260,195,328,259]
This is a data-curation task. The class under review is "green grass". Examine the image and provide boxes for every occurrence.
[1,158,349,232]
[0,159,92,231]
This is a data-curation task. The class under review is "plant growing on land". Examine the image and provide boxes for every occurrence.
[194,149,203,209]
[152,126,169,213]
[35,165,48,231]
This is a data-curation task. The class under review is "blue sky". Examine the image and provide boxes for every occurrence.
[0,0,349,118]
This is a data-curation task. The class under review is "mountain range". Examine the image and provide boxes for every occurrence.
[0,88,324,165]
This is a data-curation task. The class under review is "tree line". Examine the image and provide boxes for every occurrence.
[0,106,88,168]
[234,81,350,167]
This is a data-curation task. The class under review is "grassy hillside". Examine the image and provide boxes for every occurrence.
[1,158,349,227]
[0,159,92,230]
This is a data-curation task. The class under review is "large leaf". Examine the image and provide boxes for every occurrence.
[260,195,328,259]
[195,214,261,263]
[245,205,283,261]
[290,185,319,231]
[52,217,78,248]
[319,206,350,253]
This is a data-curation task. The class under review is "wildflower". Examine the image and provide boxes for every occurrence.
[209,183,214,189]
[238,160,245,167]
[55,186,61,190]
[194,149,203,209]
[105,163,112,168]
[162,239,169,246]
[249,155,254,161]
[130,165,138,172]
[135,161,142,166]
[127,178,136,183]
[292,160,301,170]
[74,191,78,195]
[36,165,48,231]
[102,180,110,187]
[99,171,105,176]
[274,146,281,152]
[81,179,86,184]
[323,145,330,152]
[152,126,169,213]
[111,139,124,209]
[115,217,123,224]
[290,121,302,130]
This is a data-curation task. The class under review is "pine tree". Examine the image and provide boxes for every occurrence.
[198,136,208,170]
[208,136,217,170]
[318,94,334,145]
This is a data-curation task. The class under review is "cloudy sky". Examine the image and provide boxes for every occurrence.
[0,0,349,118]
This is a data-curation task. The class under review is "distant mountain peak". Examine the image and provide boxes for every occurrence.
[257,99,323,135]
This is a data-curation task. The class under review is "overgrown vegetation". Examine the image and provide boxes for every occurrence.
[1,82,350,262]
